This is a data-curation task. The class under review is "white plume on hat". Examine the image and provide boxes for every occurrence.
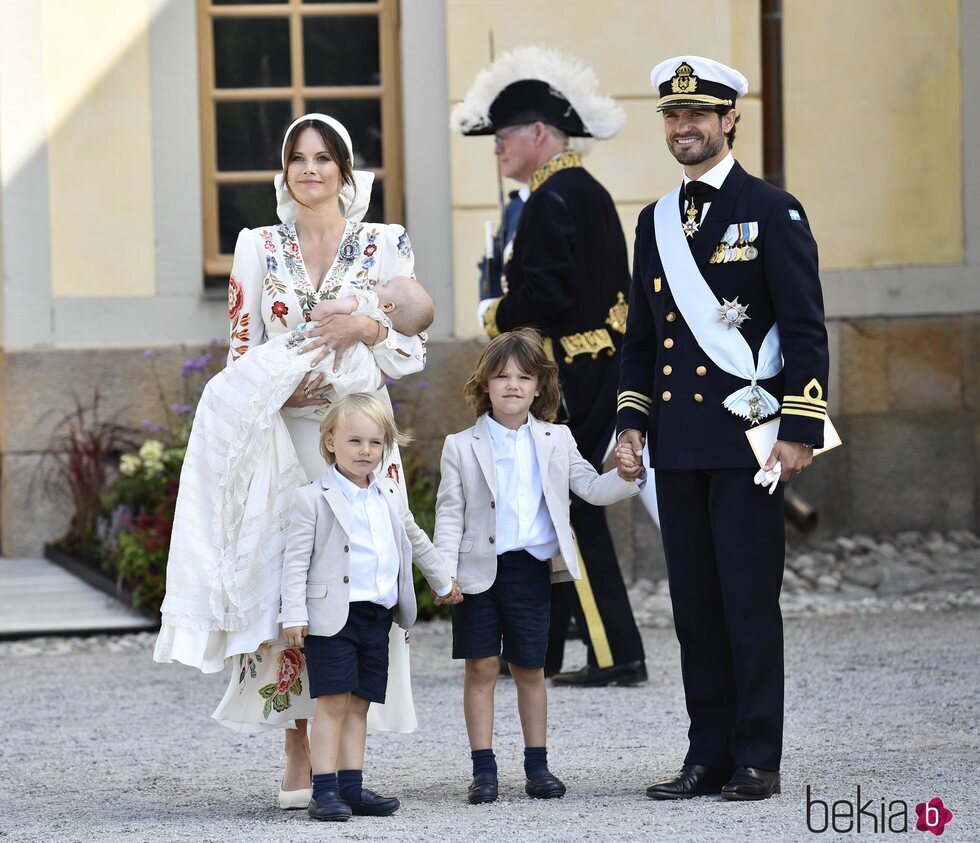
[450,45,625,139]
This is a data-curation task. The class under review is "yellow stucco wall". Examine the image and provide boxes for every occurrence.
[447,0,763,337]
[42,0,161,297]
[783,0,962,270]
[447,0,965,335]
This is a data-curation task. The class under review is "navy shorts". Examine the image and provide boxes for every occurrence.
[451,549,551,669]
[304,602,393,703]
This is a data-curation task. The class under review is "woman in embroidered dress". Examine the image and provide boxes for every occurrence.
[153,114,430,808]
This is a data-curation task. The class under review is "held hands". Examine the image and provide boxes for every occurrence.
[283,625,308,648]
[433,577,463,606]
[615,429,646,481]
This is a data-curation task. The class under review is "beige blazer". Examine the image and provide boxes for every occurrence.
[279,471,452,637]
[434,413,640,594]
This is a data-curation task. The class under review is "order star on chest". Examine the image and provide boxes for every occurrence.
[717,297,750,330]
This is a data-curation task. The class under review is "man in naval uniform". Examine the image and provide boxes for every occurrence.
[615,56,829,800]
[453,46,647,687]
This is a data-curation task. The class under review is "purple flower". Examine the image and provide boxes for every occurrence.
[144,349,155,358]
[385,377,395,387]
[149,423,164,433]
[418,380,429,390]
[393,401,403,411]
[209,337,219,348]
[170,403,181,413]
[140,419,150,429]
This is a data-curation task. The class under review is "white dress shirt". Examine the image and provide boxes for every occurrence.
[486,413,560,561]
[332,465,402,609]
[682,151,735,225]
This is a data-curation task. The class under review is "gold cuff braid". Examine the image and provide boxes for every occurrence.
[482,297,503,339]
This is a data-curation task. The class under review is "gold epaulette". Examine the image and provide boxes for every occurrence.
[559,329,615,364]
[781,378,828,421]
[605,291,628,335]
[482,297,503,338]
[617,390,652,416]
[542,337,556,362]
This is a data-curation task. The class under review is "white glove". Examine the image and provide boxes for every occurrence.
[753,461,782,495]
[476,298,496,331]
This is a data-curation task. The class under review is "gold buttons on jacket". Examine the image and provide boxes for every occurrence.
[662,391,671,401]
[694,393,703,402]
[666,311,676,322]
[663,365,672,375]
[664,338,674,349]
[696,365,707,376]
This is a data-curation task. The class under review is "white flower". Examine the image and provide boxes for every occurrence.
[139,439,164,461]
[119,454,141,477]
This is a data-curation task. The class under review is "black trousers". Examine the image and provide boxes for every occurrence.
[545,493,646,673]
[656,468,785,771]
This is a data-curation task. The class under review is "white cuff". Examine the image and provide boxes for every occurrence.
[281,620,308,629]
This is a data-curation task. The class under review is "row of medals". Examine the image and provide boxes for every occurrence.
[709,242,758,264]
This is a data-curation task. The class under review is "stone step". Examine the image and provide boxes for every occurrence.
[0,557,156,639]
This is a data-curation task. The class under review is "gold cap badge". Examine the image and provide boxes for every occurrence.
[670,63,699,95]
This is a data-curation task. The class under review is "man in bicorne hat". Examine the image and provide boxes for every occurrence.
[615,56,829,801]
[452,46,647,689]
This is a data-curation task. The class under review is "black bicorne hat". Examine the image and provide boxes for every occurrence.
[461,79,589,137]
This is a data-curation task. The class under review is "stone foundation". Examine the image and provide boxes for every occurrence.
[3,313,978,568]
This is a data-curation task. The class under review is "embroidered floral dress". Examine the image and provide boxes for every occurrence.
[157,220,425,734]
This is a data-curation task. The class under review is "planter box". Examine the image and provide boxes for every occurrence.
[43,543,160,625]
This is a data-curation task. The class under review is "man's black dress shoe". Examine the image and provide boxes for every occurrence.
[721,767,780,801]
[645,764,732,800]
[308,791,352,821]
[551,660,648,688]
[345,787,401,816]
[525,770,567,799]
[467,772,499,804]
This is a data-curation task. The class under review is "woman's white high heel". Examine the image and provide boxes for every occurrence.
[278,784,313,810]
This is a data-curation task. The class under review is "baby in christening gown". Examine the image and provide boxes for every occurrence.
[153,276,432,729]
[284,275,432,414]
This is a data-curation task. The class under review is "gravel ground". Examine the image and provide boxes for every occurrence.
[2,606,978,842]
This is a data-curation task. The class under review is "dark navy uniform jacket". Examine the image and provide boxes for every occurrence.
[616,160,829,469]
[486,161,630,465]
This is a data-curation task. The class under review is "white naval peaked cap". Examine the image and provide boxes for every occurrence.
[650,55,748,111]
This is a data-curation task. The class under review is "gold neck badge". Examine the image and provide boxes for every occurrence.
[683,204,700,238]
[530,151,583,191]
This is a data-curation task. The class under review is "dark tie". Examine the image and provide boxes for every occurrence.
[682,180,717,238]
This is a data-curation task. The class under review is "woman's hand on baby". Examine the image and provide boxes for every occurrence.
[281,372,333,407]
[283,625,308,648]
[298,314,375,370]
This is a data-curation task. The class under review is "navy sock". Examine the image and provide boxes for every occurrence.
[524,746,548,779]
[337,769,363,803]
[471,748,497,778]
[312,772,338,802]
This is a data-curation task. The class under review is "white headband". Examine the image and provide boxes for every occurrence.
[274,112,375,224]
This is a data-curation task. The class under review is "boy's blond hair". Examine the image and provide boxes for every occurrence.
[380,276,434,336]
[318,392,410,465]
